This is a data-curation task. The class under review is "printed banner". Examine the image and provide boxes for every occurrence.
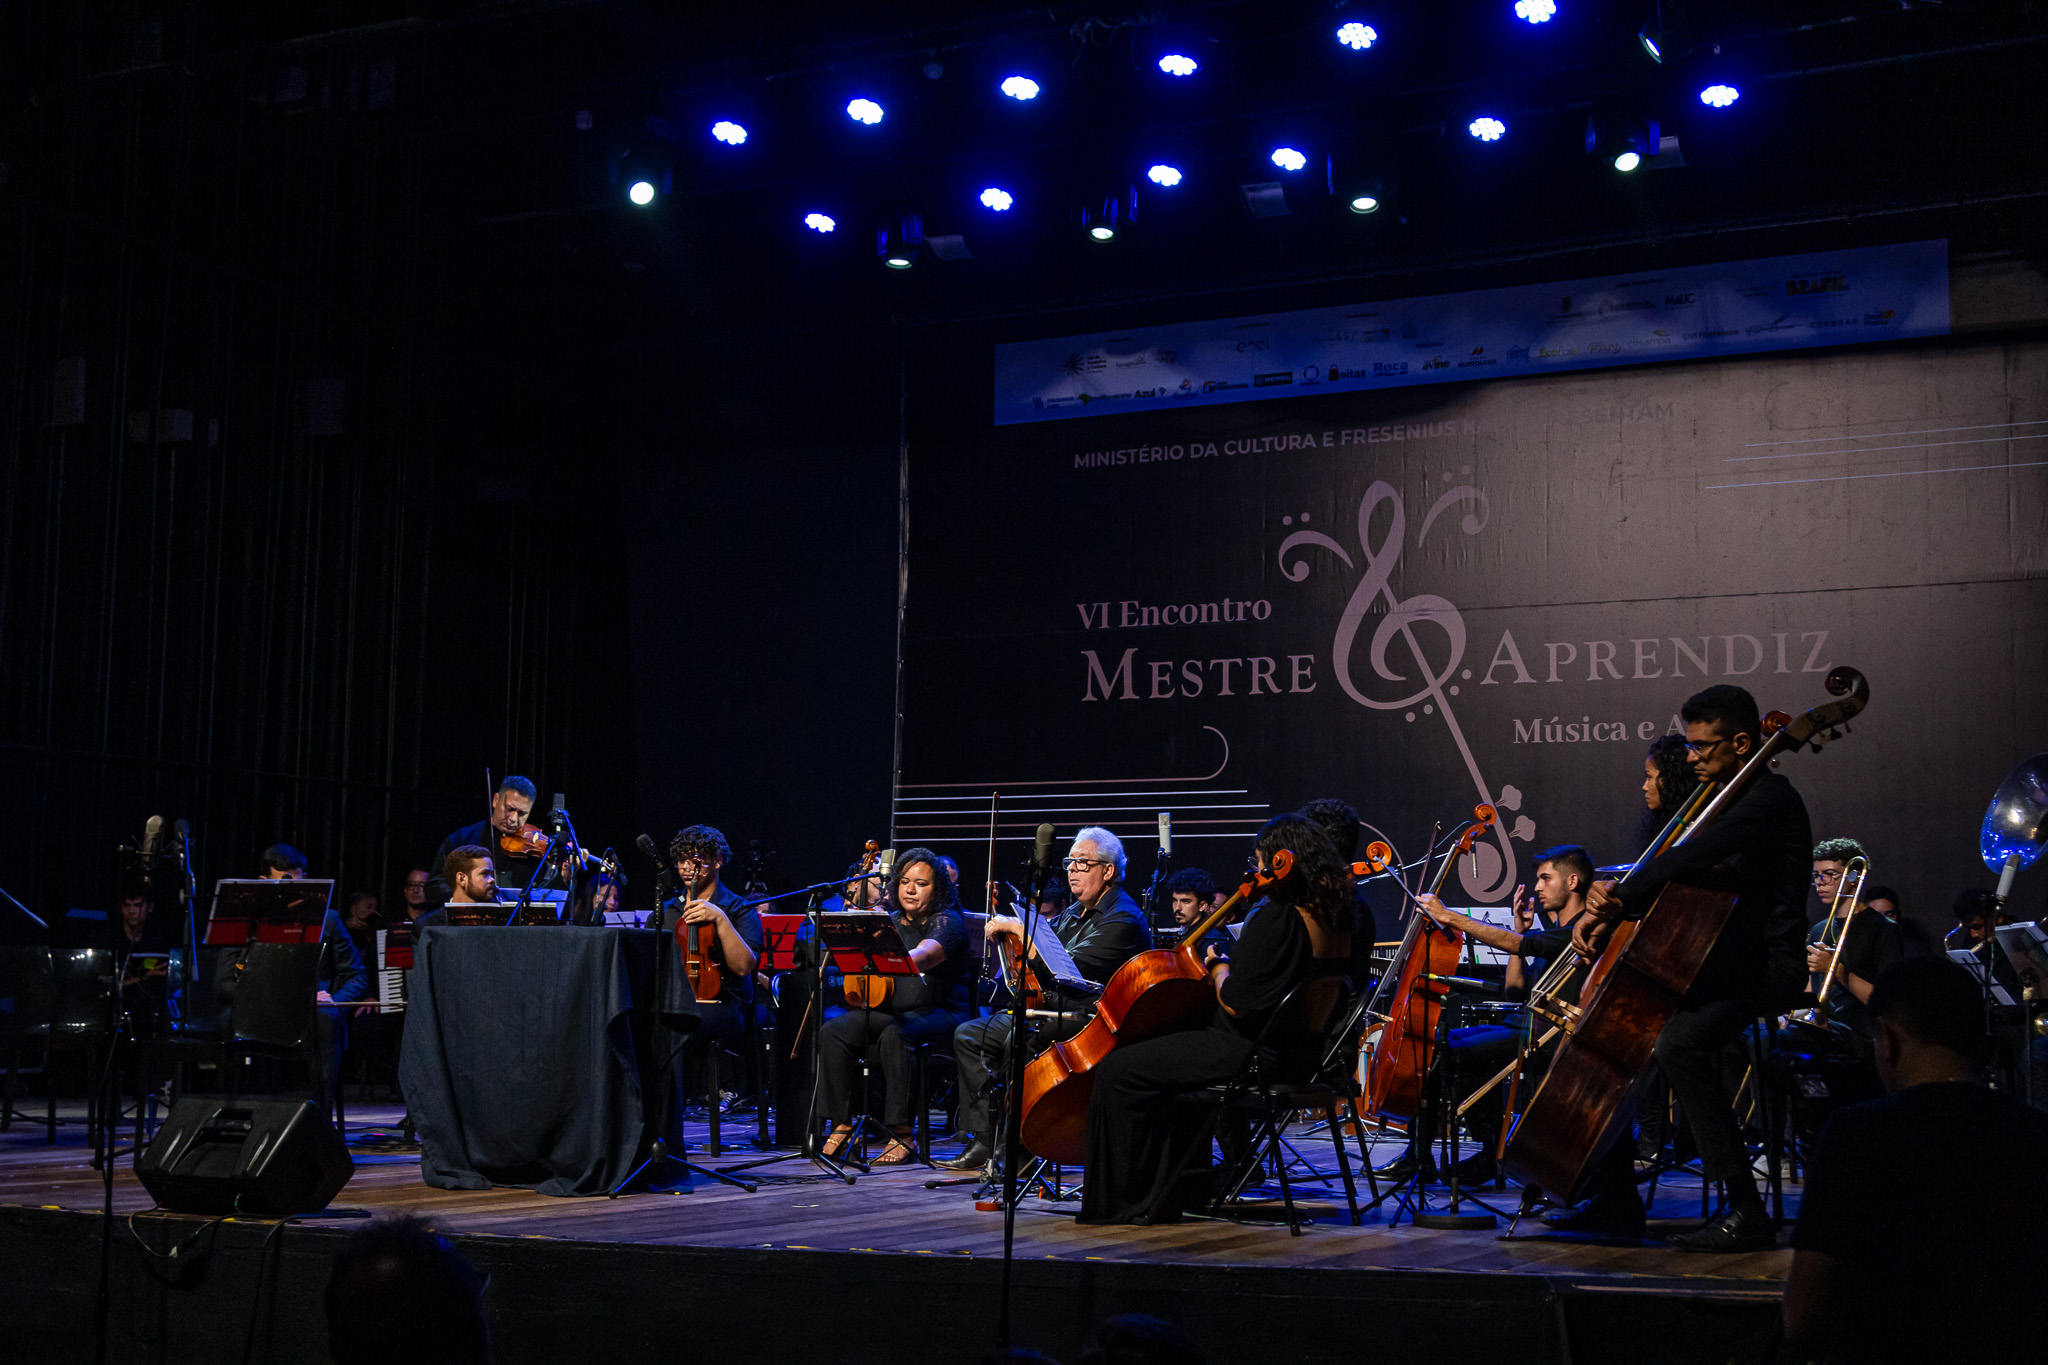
[993,240,1950,425]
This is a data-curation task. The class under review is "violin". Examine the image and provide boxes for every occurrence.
[671,841,740,1004]
[841,841,896,1009]
[499,823,553,859]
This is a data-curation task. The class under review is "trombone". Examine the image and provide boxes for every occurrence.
[1810,854,1872,1010]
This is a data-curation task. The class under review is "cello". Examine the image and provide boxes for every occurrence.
[1018,849,1298,1165]
[1503,666,1870,1199]
[1356,805,1498,1130]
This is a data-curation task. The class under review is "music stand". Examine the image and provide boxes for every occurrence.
[817,912,924,1161]
[204,879,334,948]
[758,913,805,972]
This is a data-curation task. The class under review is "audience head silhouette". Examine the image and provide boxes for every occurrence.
[326,1214,490,1365]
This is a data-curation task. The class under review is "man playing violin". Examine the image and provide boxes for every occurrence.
[1556,685,1811,1251]
[939,826,1152,1173]
[668,824,762,1047]
[427,775,555,908]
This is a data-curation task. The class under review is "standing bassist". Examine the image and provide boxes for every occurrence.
[1549,685,1812,1250]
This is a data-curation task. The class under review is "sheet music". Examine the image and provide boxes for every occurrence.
[1024,913,1097,994]
[1994,924,2048,990]
[1948,948,2016,1006]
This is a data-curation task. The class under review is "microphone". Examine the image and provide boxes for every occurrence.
[878,847,896,881]
[138,815,164,891]
[1157,811,1172,857]
[1996,852,2020,904]
[1031,824,1056,875]
[1421,972,1501,996]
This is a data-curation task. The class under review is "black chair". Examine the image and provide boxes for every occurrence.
[0,946,60,1140]
[1167,975,1375,1235]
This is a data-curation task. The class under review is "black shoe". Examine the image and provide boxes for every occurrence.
[1541,1199,1646,1238]
[1373,1152,1439,1183]
[936,1141,993,1172]
[1451,1151,1498,1186]
[1667,1204,1775,1253]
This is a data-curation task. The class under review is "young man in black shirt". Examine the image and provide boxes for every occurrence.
[1554,685,1811,1250]
[1784,955,2048,1363]
[669,825,762,1046]
[940,825,1152,1173]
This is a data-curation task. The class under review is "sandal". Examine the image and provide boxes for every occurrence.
[871,1134,918,1166]
[819,1125,854,1159]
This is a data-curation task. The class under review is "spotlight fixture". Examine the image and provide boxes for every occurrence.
[1089,226,1115,242]
[1000,76,1040,101]
[1638,27,1663,61]
[1349,193,1380,213]
[884,254,915,269]
[710,120,748,146]
[1270,146,1308,172]
[1147,164,1183,187]
[804,212,837,233]
[627,180,656,206]
[1638,4,1688,63]
[1076,185,1138,243]
[1158,53,1199,76]
[979,187,1014,211]
[1614,151,1641,172]
[1699,83,1740,108]
[878,213,923,268]
[1336,21,1378,50]
[1514,0,1557,22]
[1468,117,1507,142]
[1586,109,1659,172]
[846,98,885,125]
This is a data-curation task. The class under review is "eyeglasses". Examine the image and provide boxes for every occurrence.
[1683,735,1731,757]
[1812,869,1845,884]
[1062,857,1111,872]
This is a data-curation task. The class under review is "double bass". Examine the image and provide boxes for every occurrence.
[1018,849,1298,1165]
[1503,666,1870,1199]
[1356,805,1497,1130]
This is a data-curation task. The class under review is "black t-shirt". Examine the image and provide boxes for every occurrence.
[889,904,972,1014]
[1806,911,1907,1037]
[1791,1082,2048,1363]
[1218,901,1348,1042]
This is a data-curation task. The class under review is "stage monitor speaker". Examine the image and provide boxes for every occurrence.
[136,1096,353,1216]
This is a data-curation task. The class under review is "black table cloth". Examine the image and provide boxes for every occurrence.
[400,925,699,1196]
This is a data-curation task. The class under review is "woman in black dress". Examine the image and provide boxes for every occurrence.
[816,847,974,1165]
[1076,812,1354,1224]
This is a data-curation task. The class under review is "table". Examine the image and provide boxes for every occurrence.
[399,925,699,1196]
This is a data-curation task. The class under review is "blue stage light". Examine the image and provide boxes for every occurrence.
[1089,226,1115,242]
[1157,53,1199,77]
[627,180,656,205]
[1336,22,1378,51]
[1000,76,1040,101]
[1514,0,1557,23]
[804,212,836,233]
[979,187,1014,211]
[710,121,747,146]
[1613,150,1641,172]
[1468,117,1506,142]
[1699,84,1740,108]
[1350,194,1380,213]
[1147,164,1183,187]
[846,98,885,125]
[1271,146,1307,172]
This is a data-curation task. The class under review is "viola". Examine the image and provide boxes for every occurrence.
[1355,806,1495,1131]
[1503,667,1870,1200]
[840,841,895,1008]
[1017,848,1297,1165]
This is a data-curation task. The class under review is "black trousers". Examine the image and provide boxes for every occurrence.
[1075,1023,1256,1225]
[1445,1024,1523,1146]
[952,1009,1087,1146]
[817,1004,968,1128]
[1588,995,1762,1210]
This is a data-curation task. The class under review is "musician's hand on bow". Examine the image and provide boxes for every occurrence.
[316,989,335,1006]
[984,915,1023,942]
[1415,893,1450,926]
[1584,880,1624,919]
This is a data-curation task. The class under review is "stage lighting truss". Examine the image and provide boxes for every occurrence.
[1468,117,1506,142]
[1336,22,1378,51]
[1514,0,1557,24]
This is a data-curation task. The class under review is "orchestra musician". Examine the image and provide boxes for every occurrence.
[939,827,1152,1173]
[1804,838,1914,1038]
[666,824,763,1048]
[399,867,433,922]
[1413,844,1597,1185]
[816,848,973,1166]
[213,843,368,1117]
[1075,812,1353,1225]
[426,775,556,908]
[1557,685,1812,1250]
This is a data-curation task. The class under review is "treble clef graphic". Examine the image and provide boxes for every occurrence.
[1278,479,1518,901]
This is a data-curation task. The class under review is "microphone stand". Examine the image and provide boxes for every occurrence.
[995,847,1051,1350]
[721,880,865,1183]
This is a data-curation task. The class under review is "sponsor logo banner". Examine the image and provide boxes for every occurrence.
[996,240,1949,425]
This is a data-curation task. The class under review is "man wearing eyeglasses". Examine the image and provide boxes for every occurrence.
[1553,684,1813,1252]
[940,826,1153,1173]
[667,824,763,1050]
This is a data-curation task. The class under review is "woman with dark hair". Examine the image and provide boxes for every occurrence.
[1636,732,1701,848]
[1075,812,1353,1224]
[816,847,973,1165]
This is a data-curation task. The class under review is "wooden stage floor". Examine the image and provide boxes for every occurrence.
[1,1098,1796,1365]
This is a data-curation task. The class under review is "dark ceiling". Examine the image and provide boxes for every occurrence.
[10,1,2048,331]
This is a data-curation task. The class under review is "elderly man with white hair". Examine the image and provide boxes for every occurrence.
[939,826,1153,1173]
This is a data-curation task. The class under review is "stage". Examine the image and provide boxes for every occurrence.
[1,1101,1794,1365]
